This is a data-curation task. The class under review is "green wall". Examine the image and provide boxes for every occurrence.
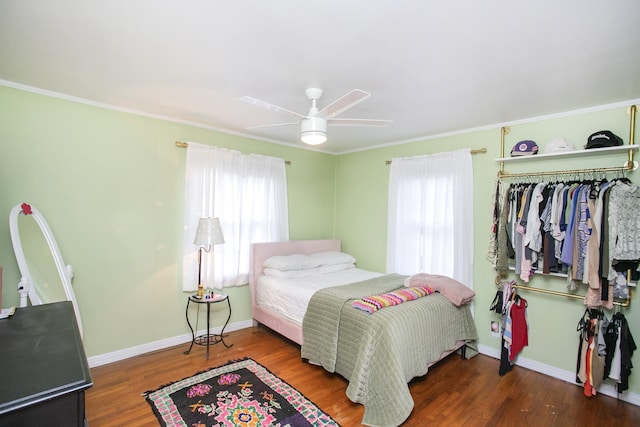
[335,105,639,396]
[1,84,638,397]
[0,85,337,357]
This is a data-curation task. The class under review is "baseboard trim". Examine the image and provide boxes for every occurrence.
[477,344,640,407]
[87,319,254,368]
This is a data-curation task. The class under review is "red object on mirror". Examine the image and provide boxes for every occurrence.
[21,203,32,215]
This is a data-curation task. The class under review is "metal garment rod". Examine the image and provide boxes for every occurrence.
[499,164,634,180]
[513,283,631,307]
[175,141,291,165]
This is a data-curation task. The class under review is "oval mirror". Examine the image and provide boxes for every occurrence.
[9,203,83,337]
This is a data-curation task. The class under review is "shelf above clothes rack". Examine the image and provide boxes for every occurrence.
[495,145,639,164]
[496,105,638,180]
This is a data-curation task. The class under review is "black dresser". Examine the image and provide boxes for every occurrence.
[0,301,92,426]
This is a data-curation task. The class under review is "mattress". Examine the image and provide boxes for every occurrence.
[256,268,382,324]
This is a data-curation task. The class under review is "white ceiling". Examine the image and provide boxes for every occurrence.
[1,1,639,154]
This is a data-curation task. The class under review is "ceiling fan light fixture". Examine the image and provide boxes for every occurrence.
[241,88,390,146]
[300,117,327,145]
[301,131,327,145]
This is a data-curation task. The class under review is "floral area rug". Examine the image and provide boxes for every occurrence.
[144,358,340,426]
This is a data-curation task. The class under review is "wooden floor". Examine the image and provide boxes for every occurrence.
[86,325,640,426]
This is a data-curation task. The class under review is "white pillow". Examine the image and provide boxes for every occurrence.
[310,251,356,266]
[264,267,322,279]
[319,262,356,273]
[263,254,319,271]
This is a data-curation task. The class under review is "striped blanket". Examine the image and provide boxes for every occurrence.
[352,286,434,313]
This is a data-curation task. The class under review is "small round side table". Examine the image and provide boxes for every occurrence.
[184,293,232,360]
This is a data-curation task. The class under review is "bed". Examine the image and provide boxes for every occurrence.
[249,240,478,426]
[250,239,375,344]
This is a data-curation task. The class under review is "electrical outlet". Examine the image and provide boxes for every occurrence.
[490,321,501,338]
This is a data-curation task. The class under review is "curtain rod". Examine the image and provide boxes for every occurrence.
[175,141,291,165]
[385,147,487,164]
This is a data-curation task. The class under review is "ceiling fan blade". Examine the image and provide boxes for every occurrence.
[318,89,371,119]
[328,118,392,127]
[239,96,305,119]
[246,121,300,130]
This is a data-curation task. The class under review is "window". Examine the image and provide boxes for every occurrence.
[386,149,474,288]
[182,143,288,290]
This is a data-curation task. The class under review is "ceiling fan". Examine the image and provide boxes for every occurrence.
[240,88,392,145]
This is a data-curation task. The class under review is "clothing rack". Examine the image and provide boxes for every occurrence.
[497,105,638,180]
[493,176,636,308]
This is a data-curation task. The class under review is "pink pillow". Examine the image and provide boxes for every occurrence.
[404,273,475,306]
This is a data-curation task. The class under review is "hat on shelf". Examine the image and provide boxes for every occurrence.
[542,137,575,154]
[585,130,623,149]
[510,140,539,157]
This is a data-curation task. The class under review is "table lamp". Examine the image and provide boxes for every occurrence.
[193,217,225,297]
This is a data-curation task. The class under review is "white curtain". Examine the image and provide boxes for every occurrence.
[386,149,474,289]
[182,143,289,291]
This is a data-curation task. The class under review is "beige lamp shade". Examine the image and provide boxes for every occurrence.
[193,217,225,246]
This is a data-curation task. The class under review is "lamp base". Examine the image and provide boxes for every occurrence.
[197,283,205,298]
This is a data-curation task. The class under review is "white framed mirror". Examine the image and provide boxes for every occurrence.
[9,203,83,337]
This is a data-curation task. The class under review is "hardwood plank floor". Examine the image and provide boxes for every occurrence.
[85,325,640,426]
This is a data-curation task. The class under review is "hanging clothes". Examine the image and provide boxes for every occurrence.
[550,183,568,263]
[576,309,605,396]
[608,181,640,273]
[607,181,640,300]
[507,295,529,361]
[578,310,636,396]
[499,291,528,375]
[604,311,636,392]
[490,176,636,309]
[501,280,515,314]
[522,183,545,281]
[541,184,556,274]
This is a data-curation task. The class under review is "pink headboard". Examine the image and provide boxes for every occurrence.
[249,239,341,306]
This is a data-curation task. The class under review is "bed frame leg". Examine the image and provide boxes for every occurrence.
[460,344,467,360]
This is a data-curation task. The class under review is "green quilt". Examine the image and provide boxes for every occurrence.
[301,274,478,427]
